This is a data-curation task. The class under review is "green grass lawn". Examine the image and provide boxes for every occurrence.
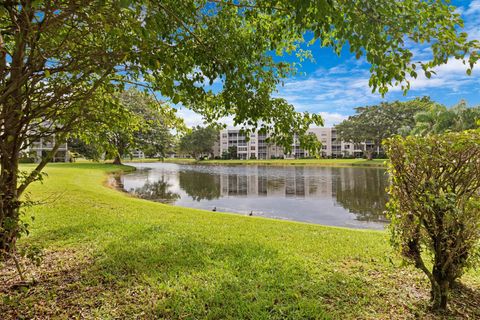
[163,158,386,167]
[1,163,478,319]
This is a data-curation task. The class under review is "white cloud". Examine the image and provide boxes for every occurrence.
[276,53,480,118]
[465,0,480,16]
[175,107,235,129]
[389,58,480,93]
[276,66,383,114]
[463,0,480,40]
[175,108,206,128]
[318,112,348,127]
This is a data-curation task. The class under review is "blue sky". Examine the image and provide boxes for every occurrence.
[177,0,480,127]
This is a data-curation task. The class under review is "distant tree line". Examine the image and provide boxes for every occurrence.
[336,97,480,159]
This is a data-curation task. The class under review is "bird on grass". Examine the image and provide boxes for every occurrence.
[249,211,253,216]
[212,207,217,212]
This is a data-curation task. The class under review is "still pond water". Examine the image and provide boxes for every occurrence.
[120,163,389,230]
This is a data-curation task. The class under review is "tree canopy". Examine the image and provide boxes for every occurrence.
[69,88,183,163]
[81,88,183,164]
[335,97,434,158]
[179,126,218,159]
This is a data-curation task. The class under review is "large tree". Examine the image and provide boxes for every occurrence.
[0,0,478,256]
[336,97,434,159]
[68,88,181,164]
[88,88,183,165]
[67,138,104,161]
[178,126,218,159]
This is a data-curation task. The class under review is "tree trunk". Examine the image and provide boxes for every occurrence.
[1,126,67,258]
[430,262,451,311]
[430,278,449,311]
[113,155,122,165]
[0,147,21,255]
[366,150,373,160]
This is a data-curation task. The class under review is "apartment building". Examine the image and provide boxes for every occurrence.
[218,129,284,160]
[130,149,146,159]
[306,127,365,158]
[29,136,70,162]
[217,127,379,159]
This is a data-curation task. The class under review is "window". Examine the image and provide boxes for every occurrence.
[251,146,256,151]
[344,144,350,149]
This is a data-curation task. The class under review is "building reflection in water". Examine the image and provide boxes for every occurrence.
[122,163,389,229]
[212,167,388,222]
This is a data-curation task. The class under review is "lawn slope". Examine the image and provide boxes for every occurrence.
[1,163,478,319]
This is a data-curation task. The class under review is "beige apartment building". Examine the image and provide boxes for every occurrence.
[216,127,378,159]
[218,129,283,160]
[29,136,70,162]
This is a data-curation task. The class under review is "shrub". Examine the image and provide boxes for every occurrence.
[384,131,480,311]
[18,157,35,163]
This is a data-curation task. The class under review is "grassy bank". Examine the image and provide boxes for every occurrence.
[163,158,386,167]
[1,163,478,319]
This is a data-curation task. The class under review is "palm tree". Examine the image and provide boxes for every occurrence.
[411,104,448,135]
[411,101,480,135]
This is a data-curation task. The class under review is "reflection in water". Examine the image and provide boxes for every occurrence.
[333,169,388,222]
[122,163,389,230]
[131,177,180,203]
[179,171,221,201]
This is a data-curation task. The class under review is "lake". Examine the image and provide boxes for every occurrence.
[119,162,389,230]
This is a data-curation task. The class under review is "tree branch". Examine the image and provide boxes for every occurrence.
[17,130,69,197]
